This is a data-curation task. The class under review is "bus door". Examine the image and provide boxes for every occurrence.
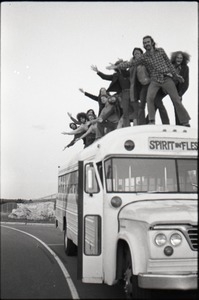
[77,160,103,283]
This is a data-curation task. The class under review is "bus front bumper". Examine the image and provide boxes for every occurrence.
[138,273,198,290]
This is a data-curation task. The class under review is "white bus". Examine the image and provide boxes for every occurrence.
[55,125,198,298]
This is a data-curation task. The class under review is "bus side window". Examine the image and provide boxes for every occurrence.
[97,162,103,187]
[85,163,99,194]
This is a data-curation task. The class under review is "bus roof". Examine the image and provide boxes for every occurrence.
[59,125,198,175]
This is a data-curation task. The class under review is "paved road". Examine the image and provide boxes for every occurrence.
[0,223,125,299]
[1,223,198,300]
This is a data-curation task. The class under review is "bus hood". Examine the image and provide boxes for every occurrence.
[119,199,197,224]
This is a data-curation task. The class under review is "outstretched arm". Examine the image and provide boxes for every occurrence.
[91,65,99,72]
[97,70,114,81]
[106,57,141,70]
[79,87,98,101]
[79,88,85,94]
[62,125,87,136]
[91,64,115,80]
[63,139,75,150]
[67,112,81,125]
[75,124,96,142]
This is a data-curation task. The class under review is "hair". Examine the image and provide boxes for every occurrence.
[86,109,95,115]
[98,88,110,103]
[170,51,190,65]
[69,122,77,129]
[86,109,96,119]
[114,59,124,72]
[108,95,117,104]
[76,112,88,122]
[99,87,106,93]
[132,47,143,57]
[98,87,108,97]
[143,35,156,48]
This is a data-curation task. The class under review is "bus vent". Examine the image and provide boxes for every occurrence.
[187,226,198,250]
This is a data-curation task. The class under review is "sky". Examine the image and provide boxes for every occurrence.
[1,1,198,199]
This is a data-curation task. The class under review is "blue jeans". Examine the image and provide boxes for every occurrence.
[147,78,190,124]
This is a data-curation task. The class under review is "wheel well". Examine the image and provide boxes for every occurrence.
[116,239,132,280]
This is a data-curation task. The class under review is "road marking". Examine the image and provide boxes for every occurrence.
[1,225,79,299]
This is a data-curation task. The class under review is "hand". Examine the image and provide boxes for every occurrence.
[67,112,72,118]
[79,88,84,93]
[176,74,184,83]
[106,63,116,70]
[91,65,98,72]
[166,72,173,78]
[97,117,103,123]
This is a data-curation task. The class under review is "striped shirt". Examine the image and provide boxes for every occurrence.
[121,48,178,84]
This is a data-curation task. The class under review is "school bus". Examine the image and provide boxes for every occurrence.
[55,125,198,298]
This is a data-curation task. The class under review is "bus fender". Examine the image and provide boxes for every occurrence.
[116,231,149,278]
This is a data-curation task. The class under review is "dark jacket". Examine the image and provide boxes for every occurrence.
[176,65,189,97]
[97,71,122,94]
[84,92,104,116]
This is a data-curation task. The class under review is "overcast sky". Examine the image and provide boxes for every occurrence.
[1,1,198,199]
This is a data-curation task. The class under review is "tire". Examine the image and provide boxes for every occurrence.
[64,229,77,256]
[123,250,151,299]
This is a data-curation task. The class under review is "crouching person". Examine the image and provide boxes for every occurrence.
[95,95,120,140]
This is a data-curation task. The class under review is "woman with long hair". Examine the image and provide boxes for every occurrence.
[170,51,190,125]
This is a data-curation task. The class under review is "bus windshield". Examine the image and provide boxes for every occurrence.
[104,158,197,193]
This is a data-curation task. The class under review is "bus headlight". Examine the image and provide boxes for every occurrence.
[154,233,167,246]
[110,196,122,208]
[170,233,182,246]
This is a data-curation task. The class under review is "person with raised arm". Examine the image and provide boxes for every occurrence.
[106,35,191,127]
[79,87,108,116]
[91,62,135,127]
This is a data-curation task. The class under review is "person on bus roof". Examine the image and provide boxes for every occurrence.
[62,112,89,148]
[62,123,83,150]
[74,110,97,147]
[106,35,191,127]
[79,87,110,116]
[95,94,120,139]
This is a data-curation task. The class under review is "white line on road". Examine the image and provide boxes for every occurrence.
[1,225,79,299]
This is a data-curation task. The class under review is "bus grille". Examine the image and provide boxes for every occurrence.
[187,226,198,251]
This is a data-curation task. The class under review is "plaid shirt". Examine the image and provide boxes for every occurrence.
[121,48,178,84]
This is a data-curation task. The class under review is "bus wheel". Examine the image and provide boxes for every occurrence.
[123,252,150,299]
[64,230,77,256]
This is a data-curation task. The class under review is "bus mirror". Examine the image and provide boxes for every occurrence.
[88,167,94,190]
[85,163,99,194]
